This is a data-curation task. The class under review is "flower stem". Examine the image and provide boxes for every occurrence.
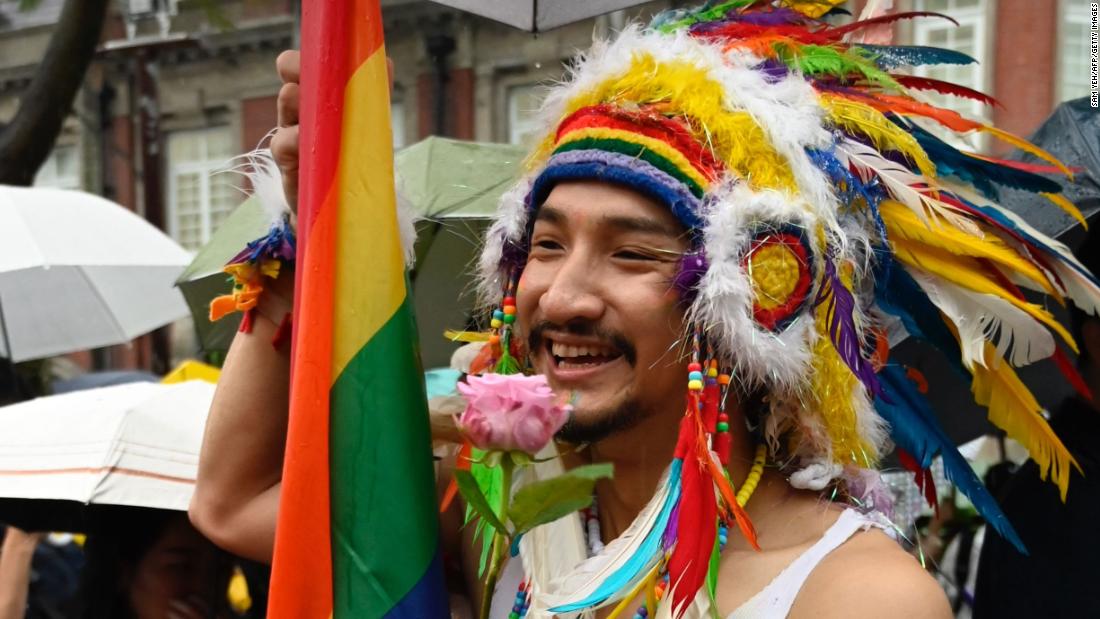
[479,458,514,619]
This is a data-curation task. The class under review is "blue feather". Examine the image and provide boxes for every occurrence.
[908,125,1063,201]
[550,460,683,612]
[873,255,967,377]
[857,44,976,69]
[875,365,1027,554]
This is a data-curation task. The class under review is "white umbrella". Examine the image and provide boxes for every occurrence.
[0,380,214,517]
[427,0,649,32]
[0,186,192,362]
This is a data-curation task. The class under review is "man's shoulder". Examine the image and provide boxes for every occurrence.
[790,525,951,619]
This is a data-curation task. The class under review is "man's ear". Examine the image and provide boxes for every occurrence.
[1083,319,1100,362]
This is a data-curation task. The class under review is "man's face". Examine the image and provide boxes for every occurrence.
[516,180,691,443]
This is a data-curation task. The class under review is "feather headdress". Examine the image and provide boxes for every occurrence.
[472,1,1099,616]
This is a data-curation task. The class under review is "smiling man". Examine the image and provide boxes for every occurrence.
[190,3,1100,618]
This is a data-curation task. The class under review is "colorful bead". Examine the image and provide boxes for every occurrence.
[491,318,503,328]
[717,413,729,422]
[503,306,516,315]
[717,374,731,385]
[706,366,718,377]
[687,362,702,372]
[688,379,703,391]
[503,313,516,324]
[489,334,501,345]
[493,309,505,320]
[503,296,516,306]
[717,421,729,432]
[688,370,703,381]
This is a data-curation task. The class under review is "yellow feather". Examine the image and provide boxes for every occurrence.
[781,0,848,18]
[443,329,492,343]
[979,125,1074,178]
[970,342,1079,500]
[891,238,1078,352]
[819,94,938,181]
[535,56,800,194]
[1041,192,1088,229]
[810,271,877,468]
[880,200,1059,298]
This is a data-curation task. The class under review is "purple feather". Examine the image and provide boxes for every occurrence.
[663,495,682,551]
[814,257,883,397]
[754,58,789,83]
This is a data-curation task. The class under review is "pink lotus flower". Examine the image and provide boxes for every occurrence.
[456,373,571,453]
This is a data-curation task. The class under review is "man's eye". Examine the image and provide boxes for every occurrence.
[533,240,563,251]
[613,249,658,261]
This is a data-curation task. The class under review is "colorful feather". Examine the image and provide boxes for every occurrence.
[880,199,1058,297]
[892,75,1000,107]
[969,342,1080,501]
[875,364,1026,553]
[890,238,1077,350]
[816,257,882,395]
[837,138,980,235]
[542,462,681,614]
[855,43,977,69]
[906,269,1055,369]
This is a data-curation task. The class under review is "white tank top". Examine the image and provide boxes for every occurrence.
[490,508,890,619]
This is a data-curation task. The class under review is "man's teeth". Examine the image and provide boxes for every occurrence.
[550,342,614,359]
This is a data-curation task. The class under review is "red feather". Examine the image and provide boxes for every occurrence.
[893,75,1000,108]
[898,448,938,511]
[965,153,1083,176]
[825,11,958,39]
[695,22,833,44]
[667,445,716,618]
[1052,346,1094,402]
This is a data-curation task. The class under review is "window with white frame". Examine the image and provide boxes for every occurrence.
[1059,0,1092,101]
[392,100,407,150]
[33,144,81,190]
[167,127,237,251]
[911,0,991,147]
[507,84,543,146]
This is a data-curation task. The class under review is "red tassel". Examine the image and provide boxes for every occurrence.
[702,382,720,432]
[271,312,293,350]
[715,433,732,466]
[238,309,254,334]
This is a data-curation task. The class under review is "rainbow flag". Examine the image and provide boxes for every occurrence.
[267,1,449,616]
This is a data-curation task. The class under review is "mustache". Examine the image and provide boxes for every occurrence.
[527,321,637,367]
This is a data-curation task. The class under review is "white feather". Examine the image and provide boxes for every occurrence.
[691,182,820,392]
[518,443,589,619]
[908,268,1056,368]
[528,466,673,616]
[218,147,291,227]
[835,138,982,237]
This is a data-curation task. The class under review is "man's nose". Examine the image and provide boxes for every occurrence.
[538,251,605,324]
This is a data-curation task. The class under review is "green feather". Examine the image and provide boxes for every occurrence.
[775,43,902,91]
[706,535,721,617]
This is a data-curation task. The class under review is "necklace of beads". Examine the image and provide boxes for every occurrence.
[508,444,768,619]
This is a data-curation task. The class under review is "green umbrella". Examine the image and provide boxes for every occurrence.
[177,136,525,359]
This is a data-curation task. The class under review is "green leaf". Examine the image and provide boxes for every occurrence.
[508,463,613,534]
[455,469,508,536]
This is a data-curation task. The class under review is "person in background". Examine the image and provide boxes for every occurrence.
[0,526,44,619]
[74,507,233,619]
[973,225,1100,618]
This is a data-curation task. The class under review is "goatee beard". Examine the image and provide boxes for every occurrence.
[555,397,652,445]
